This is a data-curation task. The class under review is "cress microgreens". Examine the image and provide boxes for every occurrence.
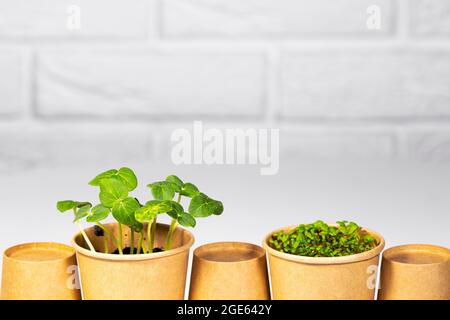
[57,168,223,255]
[269,220,377,257]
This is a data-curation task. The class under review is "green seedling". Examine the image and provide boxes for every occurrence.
[90,168,143,254]
[56,200,96,252]
[269,220,377,257]
[146,175,223,251]
[57,169,223,255]
[86,204,116,254]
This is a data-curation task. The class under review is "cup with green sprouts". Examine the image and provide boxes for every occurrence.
[58,167,223,300]
[263,220,385,300]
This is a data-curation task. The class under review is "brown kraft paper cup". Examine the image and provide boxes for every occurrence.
[263,225,385,300]
[378,244,450,300]
[189,242,270,300]
[1,242,81,300]
[72,222,194,300]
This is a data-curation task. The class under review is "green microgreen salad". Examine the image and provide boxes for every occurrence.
[269,220,377,257]
[57,168,223,255]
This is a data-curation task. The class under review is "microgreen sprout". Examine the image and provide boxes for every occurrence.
[269,220,377,257]
[57,168,223,255]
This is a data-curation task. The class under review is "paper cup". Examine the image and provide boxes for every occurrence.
[263,225,385,300]
[378,244,450,300]
[189,242,270,300]
[1,242,81,300]
[72,222,194,300]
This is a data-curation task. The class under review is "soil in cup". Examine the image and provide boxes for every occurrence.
[111,247,165,255]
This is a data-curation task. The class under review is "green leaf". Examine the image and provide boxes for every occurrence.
[57,201,92,213]
[180,183,200,198]
[135,200,172,223]
[57,200,78,212]
[87,204,110,223]
[165,200,184,219]
[99,192,118,208]
[99,178,128,208]
[89,169,118,186]
[134,197,143,207]
[112,197,141,228]
[178,213,196,228]
[169,201,184,214]
[347,222,359,234]
[73,204,92,222]
[148,181,176,200]
[209,200,223,216]
[89,167,138,191]
[188,193,224,217]
[76,201,92,208]
[166,175,183,191]
[117,167,138,191]
[166,210,178,220]
[364,234,375,243]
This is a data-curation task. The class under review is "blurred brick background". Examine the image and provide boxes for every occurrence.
[0,0,450,172]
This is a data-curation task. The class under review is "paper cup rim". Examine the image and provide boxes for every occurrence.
[71,222,195,261]
[193,241,266,265]
[262,224,385,265]
[382,244,450,266]
[3,242,76,264]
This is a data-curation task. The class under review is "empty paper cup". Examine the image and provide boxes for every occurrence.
[1,242,81,300]
[189,242,270,300]
[378,244,450,300]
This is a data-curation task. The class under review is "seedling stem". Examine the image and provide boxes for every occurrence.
[118,223,124,255]
[130,228,135,254]
[165,193,182,250]
[165,219,178,250]
[150,218,157,249]
[147,219,153,253]
[95,222,120,254]
[77,221,95,252]
[139,230,147,254]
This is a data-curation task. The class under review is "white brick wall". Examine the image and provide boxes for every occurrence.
[410,0,450,36]
[0,0,450,170]
[0,47,29,115]
[36,46,266,117]
[0,124,153,172]
[162,0,394,36]
[281,128,395,160]
[281,49,450,118]
[408,129,450,161]
[0,0,149,37]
